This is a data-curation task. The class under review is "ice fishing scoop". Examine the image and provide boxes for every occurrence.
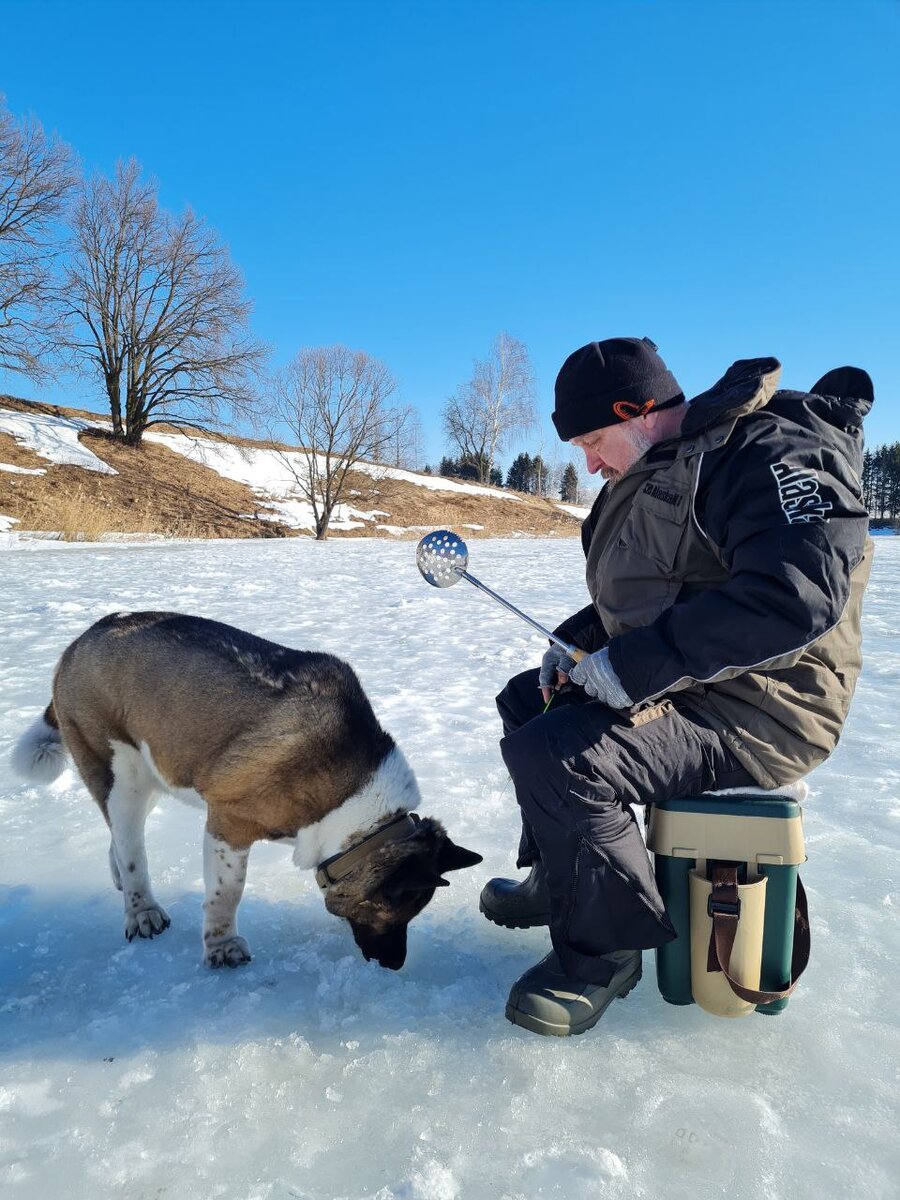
[415,529,586,660]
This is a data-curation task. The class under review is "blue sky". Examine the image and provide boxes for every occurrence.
[1,0,898,467]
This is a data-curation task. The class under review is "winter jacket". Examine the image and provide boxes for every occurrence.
[555,358,873,787]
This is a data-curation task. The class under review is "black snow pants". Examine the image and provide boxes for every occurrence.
[497,669,756,985]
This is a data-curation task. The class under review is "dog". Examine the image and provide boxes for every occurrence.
[11,611,482,970]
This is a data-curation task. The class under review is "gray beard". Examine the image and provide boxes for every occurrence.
[604,425,656,488]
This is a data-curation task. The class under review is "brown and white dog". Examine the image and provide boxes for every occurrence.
[12,612,482,970]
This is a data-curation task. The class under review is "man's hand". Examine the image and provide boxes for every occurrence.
[539,645,576,704]
[569,647,633,708]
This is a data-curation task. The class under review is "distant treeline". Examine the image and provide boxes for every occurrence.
[863,444,900,523]
[427,453,580,502]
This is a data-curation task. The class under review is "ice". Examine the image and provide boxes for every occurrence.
[0,536,898,1198]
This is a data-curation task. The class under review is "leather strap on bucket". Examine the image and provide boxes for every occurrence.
[706,866,811,1005]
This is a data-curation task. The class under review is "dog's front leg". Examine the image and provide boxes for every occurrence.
[202,827,252,968]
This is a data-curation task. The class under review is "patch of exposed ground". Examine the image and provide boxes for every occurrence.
[335,470,579,538]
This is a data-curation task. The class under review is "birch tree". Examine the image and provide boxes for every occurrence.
[375,402,424,470]
[0,99,75,381]
[442,332,536,484]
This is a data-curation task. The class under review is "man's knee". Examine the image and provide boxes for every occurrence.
[500,713,559,786]
[496,667,543,733]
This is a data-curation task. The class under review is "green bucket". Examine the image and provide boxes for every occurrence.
[647,793,805,1017]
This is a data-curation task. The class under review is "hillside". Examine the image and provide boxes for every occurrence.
[0,396,587,542]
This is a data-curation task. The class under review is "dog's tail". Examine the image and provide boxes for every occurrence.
[11,702,68,784]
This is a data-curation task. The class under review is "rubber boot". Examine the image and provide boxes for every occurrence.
[505,949,642,1037]
[479,860,552,929]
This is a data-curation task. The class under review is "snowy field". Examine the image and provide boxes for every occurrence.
[1,536,898,1199]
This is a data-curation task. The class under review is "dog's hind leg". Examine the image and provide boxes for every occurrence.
[201,826,252,968]
[106,741,170,942]
[56,719,128,900]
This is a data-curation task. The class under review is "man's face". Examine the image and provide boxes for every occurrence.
[570,420,653,483]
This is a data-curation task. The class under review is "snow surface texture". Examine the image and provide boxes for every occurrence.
[0,537,898,1199]
[0,410,117,475]
[0,464,46,476]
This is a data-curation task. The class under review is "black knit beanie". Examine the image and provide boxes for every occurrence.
[552,337,684,440]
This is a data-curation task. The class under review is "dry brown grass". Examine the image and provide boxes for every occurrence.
[32,483,204,542]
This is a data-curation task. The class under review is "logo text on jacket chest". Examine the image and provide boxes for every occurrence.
[770,462,833,524]
[641,482,681,507]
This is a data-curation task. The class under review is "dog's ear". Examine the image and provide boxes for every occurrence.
[382,856,450,899]
[436,837,483,873]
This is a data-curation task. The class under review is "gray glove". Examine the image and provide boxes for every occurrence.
[539,644,576,690]
[569,647,633,708]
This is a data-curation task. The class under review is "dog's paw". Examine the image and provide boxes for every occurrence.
[203,936,252,969]
[124,905,171,941]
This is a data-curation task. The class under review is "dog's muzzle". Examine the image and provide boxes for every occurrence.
[350,921,408,971]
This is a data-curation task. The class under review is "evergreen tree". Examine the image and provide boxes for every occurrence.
[560,463,579,502]
[506,452,532,492]
[861,442,900,523]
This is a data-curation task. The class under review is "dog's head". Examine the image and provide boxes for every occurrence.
[322,817,482,969]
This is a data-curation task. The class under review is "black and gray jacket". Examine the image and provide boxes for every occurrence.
[555,358,873,786]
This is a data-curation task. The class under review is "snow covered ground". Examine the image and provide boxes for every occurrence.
[0,410,118,476]
[1,536,898,1199]
[2,407,551,536]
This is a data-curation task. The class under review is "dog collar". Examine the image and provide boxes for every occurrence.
[315,812,420,891]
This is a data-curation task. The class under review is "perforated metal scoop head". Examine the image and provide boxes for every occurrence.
[416,529,469,589]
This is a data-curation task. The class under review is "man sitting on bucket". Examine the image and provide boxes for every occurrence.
[481,337,872,1037]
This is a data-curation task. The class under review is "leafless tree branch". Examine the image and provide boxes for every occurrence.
[268,345,399,539]
[59,158,267,443]
[0,97,76,381]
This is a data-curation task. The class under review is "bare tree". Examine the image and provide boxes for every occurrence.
[61,159,265,444]
[442,332,536,484]
[0,98,75,381]
[271,345,399,539]
[375,402,424,471]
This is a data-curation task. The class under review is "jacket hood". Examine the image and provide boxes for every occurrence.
[800,366,874,431]
[681,358,874,447]
[681,358,782,439]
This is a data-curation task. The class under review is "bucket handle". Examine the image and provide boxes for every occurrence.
[707,866,810,1005]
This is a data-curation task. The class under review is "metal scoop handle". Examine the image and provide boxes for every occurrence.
[460,568,586,661]
[415,529,586,661]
